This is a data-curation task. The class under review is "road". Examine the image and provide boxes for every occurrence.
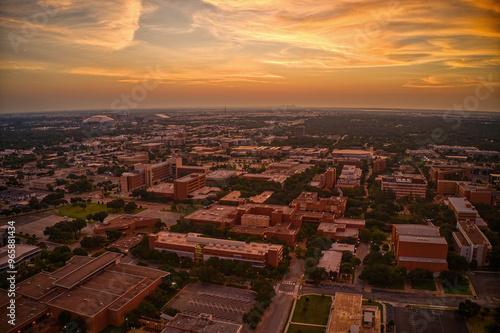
[256,255,304,333]
[301,283,494,308]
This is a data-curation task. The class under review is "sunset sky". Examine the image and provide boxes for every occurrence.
[0,0,499,113]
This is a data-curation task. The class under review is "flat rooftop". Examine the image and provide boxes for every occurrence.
[108,233,144,253]
[16,273,58,300]
[447,197,478,215]
[395,224,441,237]
[154,231,282,255]
[175,173,205,183]
[53,252,123,289]
[458,221,491,245]
[206,170,238,180]
[318,250,342,274]
[185,205,238,224]
[399,234,448,245]
[220,191,243,201]
[0,293,48,332]
[329,292,362,333]
[335,218,366,227]
[149,182,174,194]
[47,286,119,317]
[248,191,274,203]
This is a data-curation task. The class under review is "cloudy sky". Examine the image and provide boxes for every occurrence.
[0,0,499,113]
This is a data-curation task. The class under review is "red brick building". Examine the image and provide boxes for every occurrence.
[392,224,448,272]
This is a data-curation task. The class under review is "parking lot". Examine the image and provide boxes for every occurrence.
[393,307,469,333]
[468,272,500,304]
[167,283,256,323]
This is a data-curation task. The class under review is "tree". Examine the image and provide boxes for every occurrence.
[73,247,88,256]
[106,230,122,242]
[447,252,469,272]
[456,300,481,318]
[124,201,138,213]
[360,229,371,243]
[58,310,71,326]
[80,236,106,249]
[194,266,225,284]
[107,198,125,212]
[92,211,108,223]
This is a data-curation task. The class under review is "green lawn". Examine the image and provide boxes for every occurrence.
[57,203,145,220]
[380,279,405,290]
[291,295,332,325]
[412,279,437,291]
[57,203,110,220]
[443,282,472,295]
[287,324,325,333]
[466,309,499,333]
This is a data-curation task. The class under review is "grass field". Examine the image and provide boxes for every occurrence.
[57,203,145,220]
[291,295,332,326]
[287,324,325,333]
[381,279,405,290]
[466,309,499,333]
[443,283,473,295]
[57,203,110,220]
[412,279,437,291]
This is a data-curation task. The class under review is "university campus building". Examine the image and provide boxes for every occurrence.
[392,224,448,272]
[12,252,169,333]
[453,221,492,267]
[149,231,283,268]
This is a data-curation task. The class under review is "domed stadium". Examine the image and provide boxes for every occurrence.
[82,115,115,127]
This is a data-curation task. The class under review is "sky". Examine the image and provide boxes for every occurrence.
[0,0,499,113]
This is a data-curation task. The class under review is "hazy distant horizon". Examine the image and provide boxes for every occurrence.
[1,105,500,117]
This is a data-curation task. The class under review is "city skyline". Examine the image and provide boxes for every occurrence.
[1,0,499,113]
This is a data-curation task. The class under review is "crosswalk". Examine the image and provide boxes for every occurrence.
[275,281,298,296]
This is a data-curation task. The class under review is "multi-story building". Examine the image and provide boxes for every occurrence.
[438,181,495,206]
[14,252,168,333]
[392,224,448,272]
[176,165,209,178]
[120,159,178,192]
[325,168,336,189]
[453,221,492,266]
[373,157,387,173]
[489,173,500,186]
[317,218,365,240]
[117,153,149,165]
[0,244,41,272]
[0,188,36,201]
[457,183,494,206]
[93,215,161,236]
[331,149,372,160]
[328,292,380,333]
[290,192,346,217]
[30,177,57,190]
[294,125,305,138]
[149,231,283,268]
[337,165,362,188]
[173,173,206,200]
[430,165,471,182]
[380,175,427,199]
[447,197,481,223]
